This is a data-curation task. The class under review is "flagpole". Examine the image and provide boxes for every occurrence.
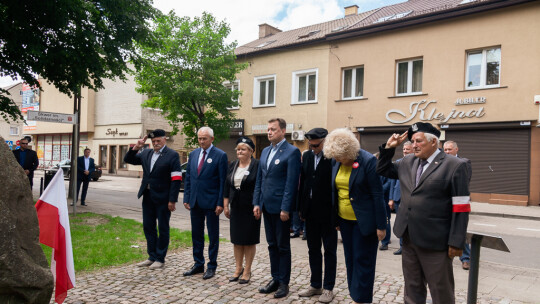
[70,91,81,215]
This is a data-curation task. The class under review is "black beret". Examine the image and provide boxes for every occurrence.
[305,128,328,140]
[236,136,255,151]
[407,122,441,140]
[148,129,166,138]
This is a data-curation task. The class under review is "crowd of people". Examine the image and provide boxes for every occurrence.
[123,118,471,304]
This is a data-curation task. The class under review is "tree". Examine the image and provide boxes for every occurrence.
[133,11,247,146]
[0,0,158,121]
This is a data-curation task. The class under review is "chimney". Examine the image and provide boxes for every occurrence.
[344,5,359,17]
[258,23,282,39]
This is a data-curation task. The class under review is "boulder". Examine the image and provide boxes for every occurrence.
[0,136,53,303]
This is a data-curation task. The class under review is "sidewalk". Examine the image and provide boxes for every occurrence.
[54,200,540,304]
[470,202,540,221]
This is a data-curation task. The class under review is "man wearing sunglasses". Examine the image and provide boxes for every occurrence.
[297,128,337,303]
[13,137,39,190]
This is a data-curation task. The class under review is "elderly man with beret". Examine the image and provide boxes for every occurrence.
[377,122,470,304]
[124,129,182,270]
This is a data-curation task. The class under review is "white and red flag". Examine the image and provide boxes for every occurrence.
[35,169,75,304]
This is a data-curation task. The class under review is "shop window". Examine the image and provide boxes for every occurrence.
[342,66,364,99]
[466,47,500,89]
[100,145,108,168]
[119,145,129,169]
[253,75,275,107]
[396,58,423,95]
[225,80,240,109]
[292,68,317,104]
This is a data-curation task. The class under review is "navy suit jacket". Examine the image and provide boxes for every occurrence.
[13,149,39,179]
[124,146,182,203]
[253,141,301,215]
[183,146,228,209]
[331,149,387,235]
[77,156,95,181]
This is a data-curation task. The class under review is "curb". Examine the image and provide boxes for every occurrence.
[471,211,540,221]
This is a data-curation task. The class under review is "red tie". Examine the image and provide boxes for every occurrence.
[197,150,206,175]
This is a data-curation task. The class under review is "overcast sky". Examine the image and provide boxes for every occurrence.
[0,0,405,88]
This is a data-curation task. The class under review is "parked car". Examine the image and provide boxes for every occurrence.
[49,159,103,181]
[179,162,187,192]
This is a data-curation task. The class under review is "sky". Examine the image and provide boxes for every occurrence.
[0,0,405,88]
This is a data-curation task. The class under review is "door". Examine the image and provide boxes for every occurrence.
[109,145,117,174]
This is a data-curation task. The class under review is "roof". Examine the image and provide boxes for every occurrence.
[236,0,534,57]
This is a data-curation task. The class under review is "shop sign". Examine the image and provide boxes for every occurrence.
[230,119,244,136]
[386,100,485,124]
[105,128,128,136]
[455,97,486,106]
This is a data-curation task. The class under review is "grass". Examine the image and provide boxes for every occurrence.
[40,212,193,272]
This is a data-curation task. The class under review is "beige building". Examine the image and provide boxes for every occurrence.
[0,83,24,149]
[234,0,540,206]
[25,75,186,176]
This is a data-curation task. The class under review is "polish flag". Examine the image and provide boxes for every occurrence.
[35,169,75,304]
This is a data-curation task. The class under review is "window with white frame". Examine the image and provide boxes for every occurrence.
[342,66,364,99]
[466,47,501,89]
[396,58,423,95]
[9,126,19,136]
[292,69,317,104]
[225,81,240,109]
[253,75,276,107]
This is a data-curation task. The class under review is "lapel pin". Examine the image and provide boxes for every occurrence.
[244,170,250,175]
[275,159,280,165]
[207,158,213,164]
[352,162,359,169]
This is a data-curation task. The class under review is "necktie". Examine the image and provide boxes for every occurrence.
[415,159,428,187]
[198,150,206,175]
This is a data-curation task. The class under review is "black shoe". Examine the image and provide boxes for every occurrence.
[274,284,289,298]
[290,233,300,238]
[379,244,388,251]
[183,265,204,276]
[238,272,251,284]
[259,279,279,294]
[393,248,402,255]
[203,268,215,280]
[80,202,87,206]
[302,234,307,240]
[229,268,244,282]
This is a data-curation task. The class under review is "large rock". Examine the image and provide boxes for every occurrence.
[0,137,53,303]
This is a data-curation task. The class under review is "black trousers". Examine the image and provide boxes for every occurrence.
[262,207,291,285]
[76,178,89,203]
[305,219,337,290]
[142,193,171,263]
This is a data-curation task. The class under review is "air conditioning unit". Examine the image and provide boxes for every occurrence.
[291,130,305,141]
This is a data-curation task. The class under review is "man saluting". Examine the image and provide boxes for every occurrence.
[124,129,182,270]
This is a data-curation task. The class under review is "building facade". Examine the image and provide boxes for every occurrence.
[0,83,24,149]
[233,0,540,206]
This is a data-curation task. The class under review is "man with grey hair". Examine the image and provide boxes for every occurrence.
[377,122,470,304]
[183,126,228,280]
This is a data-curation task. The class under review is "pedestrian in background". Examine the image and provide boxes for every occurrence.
[73,148,95,206]
[13,136,39,190]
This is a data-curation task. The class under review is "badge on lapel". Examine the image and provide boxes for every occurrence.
[352,162,359,169]
[275,159,280,165]
[207,158,213,164]
[244,170,250,176]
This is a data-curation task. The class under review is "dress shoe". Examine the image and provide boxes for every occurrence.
[258,279,279,294]
[393,248,402,255]
[290,233,300,238]
[274,284,289,298]
[462,261,470,270]
[379,244,389,251]
[183,265,204,276]
[238,272,251,284]
[302,234,307,240]
[229,268,244,282]
[148,261,164,270]
[136,259,154,267]
[298,286,322,297]
[80,202,87,206]
[203,268,216,280]
[319,289,334,303]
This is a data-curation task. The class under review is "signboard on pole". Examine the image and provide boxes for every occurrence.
[27,110,77,124]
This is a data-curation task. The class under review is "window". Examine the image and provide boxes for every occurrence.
[225,81,240,109]
[342,66,364,99]
[253,75,276,107]
[396,58,423,95]
[292,69,318,104]
[466,47,501,89]
[9,126,18,136]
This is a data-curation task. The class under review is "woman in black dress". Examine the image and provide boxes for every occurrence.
[224,137,260,284]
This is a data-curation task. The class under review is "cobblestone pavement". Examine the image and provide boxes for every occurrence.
[56,242,526,304]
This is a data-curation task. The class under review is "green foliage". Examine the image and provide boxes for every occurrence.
[40,212,193,272]
[133,11,247,146]
[0,0,158,122]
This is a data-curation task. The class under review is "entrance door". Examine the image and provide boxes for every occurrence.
[109,145,117,174]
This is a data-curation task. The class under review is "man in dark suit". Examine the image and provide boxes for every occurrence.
[377,122,470,304]
[74,148,95,206]
[13,137,39,190]
[253,118,301,298]
[183,126,228,280]
[443,140,473,270]
[124,129,182,270]
[297,128,336,303]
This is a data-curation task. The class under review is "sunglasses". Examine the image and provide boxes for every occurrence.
[309,139,324,148]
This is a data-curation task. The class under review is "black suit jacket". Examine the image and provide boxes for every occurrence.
[224,158,259,208]
[13,149,39,179]
[124,146,181,203]
[297,150,334,223]
[77,156,95,181]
